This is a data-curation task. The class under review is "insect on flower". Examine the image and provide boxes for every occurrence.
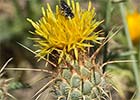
[60,0,74,18]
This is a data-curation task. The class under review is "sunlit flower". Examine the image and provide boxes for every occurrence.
[28,0,102,63]
[126,11,140,44]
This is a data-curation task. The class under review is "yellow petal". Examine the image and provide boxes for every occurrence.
[74,48,78,59]
[88,1,92,11]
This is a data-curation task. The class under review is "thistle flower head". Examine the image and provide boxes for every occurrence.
[126,11,140,44]
[28,0,102,63]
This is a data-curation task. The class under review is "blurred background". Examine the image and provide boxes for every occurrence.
[0,0,140,100]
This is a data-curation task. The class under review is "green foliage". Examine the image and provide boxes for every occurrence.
[0,0,42,42]
[8,81,29,90]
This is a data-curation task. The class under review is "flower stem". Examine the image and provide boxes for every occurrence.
[103,0,112,73]
[119,3,140,98]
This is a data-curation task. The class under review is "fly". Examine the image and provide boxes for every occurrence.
[60,0,74,18]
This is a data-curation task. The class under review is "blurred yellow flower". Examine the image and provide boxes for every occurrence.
[126,11,140,44]
[28,0,102,63]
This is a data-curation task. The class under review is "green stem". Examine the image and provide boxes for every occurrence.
[103,0,112,72]
[119,3,140,98]
[105,0,112,28]
[138,42,140,97]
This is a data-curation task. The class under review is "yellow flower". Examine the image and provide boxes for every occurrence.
[126,11,140,44]
[28,0,102,63]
